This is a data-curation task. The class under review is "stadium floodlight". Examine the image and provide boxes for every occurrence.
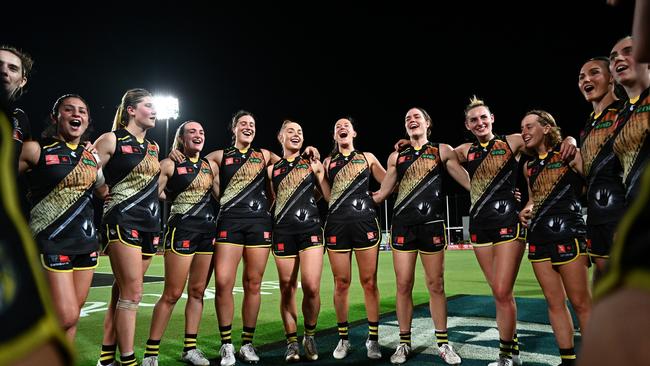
[153,95,179,120]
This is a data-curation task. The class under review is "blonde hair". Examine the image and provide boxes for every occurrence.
[170,120,201,154]
[111,88,152,131]
[464,95,491,117]
[525,110,562,148]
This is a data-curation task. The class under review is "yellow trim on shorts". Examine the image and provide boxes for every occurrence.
[530,257,550,263]
[73,263,98,271]
[494,224,525,246]
[471,241,493,247]
[327,247,353,253]
[0,113,72,364]
[195,250,214,255]
[215,241,244,247]
[273,252,297,259]
[301,244,325,252]
[167,227,195,257]
[551,238,586,266]
[40,255,72,273]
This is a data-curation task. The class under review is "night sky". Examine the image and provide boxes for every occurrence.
[5,1,635,176]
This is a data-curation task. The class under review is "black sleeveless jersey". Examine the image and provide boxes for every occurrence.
[165,157,216,232]
[466,135,518,228]
[103,129,161,232]
[218,146,270,223]
[272,156,320,232]
[27,138,98,254]
[580,100,626,225]
[526,148,586,245]
[393,142,443,225]
[613,87,650,202]
[326,151,376,223]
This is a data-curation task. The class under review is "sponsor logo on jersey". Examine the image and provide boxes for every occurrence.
[177,167,188,174]
[327,236,337,244]
[249,157,262,163]
[595,120,614,129]
[395,236,405,245]
[547,162,563,169]
[82,157,97,167]
[45,154,60,165]
[182,240,190,248]
[491,149,506,155]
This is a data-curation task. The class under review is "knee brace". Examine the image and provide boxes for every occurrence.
[116,298,139,311]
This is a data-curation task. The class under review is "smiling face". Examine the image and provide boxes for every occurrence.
[0,49,27,100]
[609,37,648,87]
[464,105,494,139]
[404,108,430,138]
[233,114,256,145]
[279,122,303,153]
[579,59,612,103]
[333,118,356,147]
[520,114,548,150]
[54,97,89,143]
[128,95,156,130]
[180,121,205,154]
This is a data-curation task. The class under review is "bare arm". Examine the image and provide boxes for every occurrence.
[559,135,578,161]
[312,159,331,202]
[365,152,387,183]
[570,149,584,177]
[93,132,116,169]
[453,142,471,164]
[372,152,399,204]
[208,158,220,199]
[18,141,41,175]
[263,149,281,166]
[440,144,470,191]
[205,149,224,167]
[266,165,276,203]
[158,158,175,200]
[519,163,534,227]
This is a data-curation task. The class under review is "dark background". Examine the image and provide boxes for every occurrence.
[5,1,636,229]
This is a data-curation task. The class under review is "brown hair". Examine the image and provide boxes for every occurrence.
[42,94,92,141]
[0,45,34,101]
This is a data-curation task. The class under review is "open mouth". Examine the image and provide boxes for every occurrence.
[584,85,595,93]
[338,131,349,138]
[290,137,301,143]
[191,138,202,144]
[615,64,628,73]
[242,130,253,137]
[408,122,419,129]
[70,119,82,128]
[523,135,532,143]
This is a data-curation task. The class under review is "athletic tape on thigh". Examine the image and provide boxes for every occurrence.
[116,298,139,311]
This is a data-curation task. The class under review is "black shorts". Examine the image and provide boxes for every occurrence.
[324,218,380,252]
[164,226,215,256]
[470,223,526,247]
[587,222,616,258]
[273,229,324,258]
[528,237,588,265]
[215,220,272,247]
[391,220,446,254]
[102,224,160,256]
[40,251,99,272]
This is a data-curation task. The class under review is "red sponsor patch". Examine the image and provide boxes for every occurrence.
[225,157,234,165]
[90,252,98,257]
[527,167,534,177]
[396,236,405,244]
[500,228,509,235]
[45,154,60,165]
[153,236,160,245]
[182,240,190,248]
[277,243,285,251]
[367,231,376,240]
[328,236,337,244]
[264,231,271,239]
[529,244,536,253]
[311,235,320,243]
[433,236,442,244]
[59,255,70,262]
[586,239,592,249]
[177,167,188,174]
[471,234,478,242]
[121,145,133,154]
[557,244,566,253]
[219,231,228,238]
[60,156,70,164]
[468,152,476,161]
[329,162,338,169]
[131,229,139,238]
[273,168,283,177]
